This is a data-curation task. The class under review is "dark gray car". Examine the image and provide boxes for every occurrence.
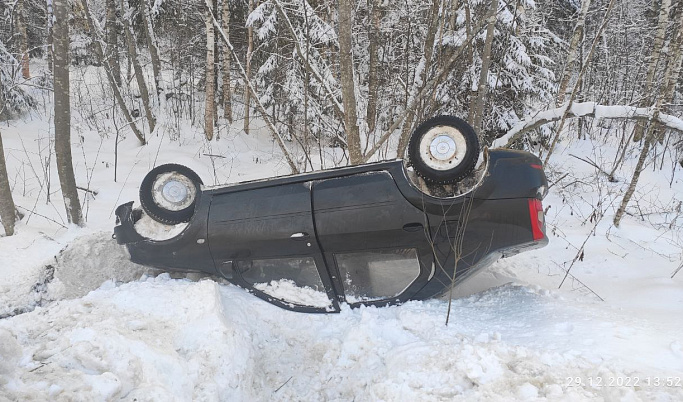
[114,116,548,312]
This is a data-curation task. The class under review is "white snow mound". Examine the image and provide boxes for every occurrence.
[1,280,681,401]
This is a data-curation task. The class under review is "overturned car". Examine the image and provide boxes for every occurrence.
[114,116,548,312]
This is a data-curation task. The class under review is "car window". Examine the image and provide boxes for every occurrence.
[335,249,421,303]
[236,257,332,309]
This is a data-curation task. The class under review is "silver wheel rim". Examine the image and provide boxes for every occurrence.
[418,125,468,171]
[151,172,197,211]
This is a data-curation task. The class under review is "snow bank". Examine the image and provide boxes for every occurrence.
[1,278,682,400]
[0,276,256,401]
[50,232,152,300]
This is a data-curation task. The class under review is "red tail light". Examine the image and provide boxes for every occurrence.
[528,198,545,241]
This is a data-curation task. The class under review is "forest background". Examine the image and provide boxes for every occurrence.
[1,0,682,236]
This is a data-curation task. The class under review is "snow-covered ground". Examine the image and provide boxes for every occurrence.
[1,66,683,400]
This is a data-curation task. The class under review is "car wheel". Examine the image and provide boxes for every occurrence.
[407,115,480,184]
[139,164,203,225]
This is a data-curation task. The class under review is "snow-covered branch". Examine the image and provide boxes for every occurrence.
[271,0,344,118]
[492,102,683,148]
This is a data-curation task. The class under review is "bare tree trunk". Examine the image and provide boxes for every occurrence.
[105,0,121,86]
[338,0,362,164]
[121,0,155,132]
[0,129,17,236]
[366,0,381,135]
[213,0,220,126]
[54,0,84,226]
[80,0,146,145]
[470,0,498,135]
[449,0,460,35]
[661,6,683,103]
[205,3,216,141]
[17,0,30,79]
[47,0,54,73]
[614,1,683,227]
[556,0,592,106]
[221,0,232,122]
[632,0,671,142]
[652,4,683,141]
[613,120,655,227]
[243,0,255,134]
[396,113,414,159]
[141,0,162,97]
[302,0,311,159]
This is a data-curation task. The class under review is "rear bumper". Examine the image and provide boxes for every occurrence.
[113,202,145,244]
[114,199,217,274]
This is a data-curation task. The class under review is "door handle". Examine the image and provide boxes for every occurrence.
[290,232,311,241]
[402,222,424,232]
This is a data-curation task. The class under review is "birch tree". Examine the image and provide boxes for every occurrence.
[244,0,255,134]
[556,0,591,106]
[632,0,671,142]
[650,1,682,141]
[46,0,54,73]
[0,128,16,236]
[141,0,163,96]
[205,2,216,140]
[221,0,233,122]
[53,0,84,226]
[614,0,683,227]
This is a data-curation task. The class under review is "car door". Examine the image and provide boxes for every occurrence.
[312,171,434,305]
[207,182,338,312]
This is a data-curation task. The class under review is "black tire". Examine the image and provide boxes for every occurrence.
[407,115,480,184]
[139,164,203,225]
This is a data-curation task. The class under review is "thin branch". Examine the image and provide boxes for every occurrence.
[274,376,293,393]
[547,172,570,191]
[76,186,98,195]
[16,205,67,228]
[672,261,683,279]
[559,206,604,290]
[568,154,615,181]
